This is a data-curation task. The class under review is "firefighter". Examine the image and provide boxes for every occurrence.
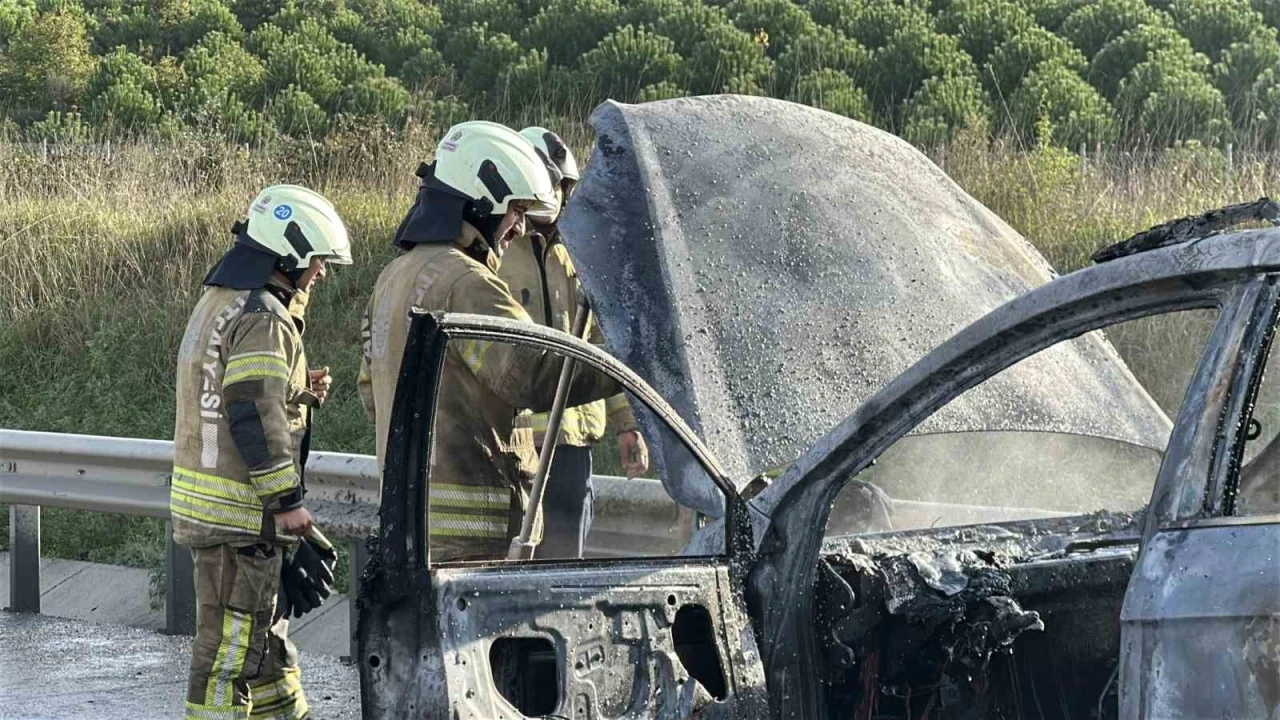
[498,126,650,559]
[171,184,350,720]
[357,121,622,563]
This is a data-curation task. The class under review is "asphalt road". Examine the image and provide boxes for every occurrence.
[0,612,361,719]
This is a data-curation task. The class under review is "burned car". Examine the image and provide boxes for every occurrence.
[356,96,1280,719]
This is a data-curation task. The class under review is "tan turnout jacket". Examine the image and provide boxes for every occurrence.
[358,223,620,559]
[171,285,313,548]
[498,229,638,448]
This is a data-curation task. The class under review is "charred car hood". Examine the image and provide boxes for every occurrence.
[561,95,1170,516]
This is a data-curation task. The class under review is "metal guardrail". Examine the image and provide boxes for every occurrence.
[0,429,684,654]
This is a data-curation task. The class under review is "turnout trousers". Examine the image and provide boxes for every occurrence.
[184,542,308,720]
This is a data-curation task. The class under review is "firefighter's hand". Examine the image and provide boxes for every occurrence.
[275,506,314,536]
[309,367,332,405]
[618,430,649,478]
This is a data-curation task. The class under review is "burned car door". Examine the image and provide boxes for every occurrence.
[735,229,1280,719]
[357,312,768,720]
[1120,272,1280,719]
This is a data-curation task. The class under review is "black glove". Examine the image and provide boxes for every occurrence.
[278,528,338,620]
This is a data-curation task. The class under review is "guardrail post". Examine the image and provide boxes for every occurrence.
[8,505,41,613]
[348,536,369,661]
[165,522,196,635]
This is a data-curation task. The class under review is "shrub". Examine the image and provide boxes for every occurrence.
[724,0,817,57]
[842,1,932,50]
[652,2,732,56]
[986,26,1086,97]
[775,25,869,94]
[398,47,454,92]
[686,20,772,94]
[903,72,990,145]
[936,0,1034,66]
[437,0,524,38]
[1016,0,1091,32]
[578,25,683,102]
[25,110,93,142]
[335,76,409,125]
[442,24,523,97]
[0,9,96,111]
[623,0,684,29]
[1090,23,1198,99]
[1010,60,1116,148]
[183,30,265,103]
[232,0,283,32]
[1169,0,1268,61]
[268,84,328,135]
[1059,0,1168,59]
[1253,0,1280,29]
[522,0,624,66]
[806,0,867,36]
[176,0,241,52]
[789,67,873,121]
[1213,28,1280,124]
[0,0,37,47]
[867,24,977,120]
[637,79,687,102]
[1117,49,1233,145]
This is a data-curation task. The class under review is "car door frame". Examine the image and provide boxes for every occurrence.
[1119,270,1280,719]
[741,229,1280,719]
[356,310,765,719]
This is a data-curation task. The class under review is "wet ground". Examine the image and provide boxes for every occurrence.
[0,612,361,719]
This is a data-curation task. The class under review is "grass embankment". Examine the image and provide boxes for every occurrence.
[1,130,1275,595]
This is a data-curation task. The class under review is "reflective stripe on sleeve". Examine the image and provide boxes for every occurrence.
[249,462,300,497]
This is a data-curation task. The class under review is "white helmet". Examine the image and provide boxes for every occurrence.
[519,126,580,184]
[243,184,352,269]
[432,121,558,218]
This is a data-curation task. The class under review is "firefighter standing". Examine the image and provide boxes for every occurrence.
[498,126,650,559]
[171,185,350,720]
[358,121,621,562]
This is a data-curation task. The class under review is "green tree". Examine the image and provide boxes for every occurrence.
[936,0,1034,66]
[789,67,873,121]
[724,0,817,57]
[806,0,867,36]
[1169,0,1267,61]
[1010,60,1115,147]
[1252,0,1280,29]
[522,0,623,66]
[1213,28,1280,125]
[230,0,282,31]
[398,47,453,91]
[437,0,523,38]
[637,79,687,101]
[25,109,92,142]
[686,20,772,94]
[623,0,683,29]
[1060,0,1168,59]
[0,0,37,47]
[775,25,869,94]
[986,25,1086,97]
[578,25,683,102]
[267,84,327,135]
[0,9,96,111]
[1090,23,1198,99]
[867,24,977,123]
[903,73,990,146]
[1116,49,1233,145]
[653,2,733,56]
[83,47,163,131]
[1016,0,1090,32]
[176,0,241,52]
[842,1,932,50]
[441,23,524,97]
[334,75,409,125]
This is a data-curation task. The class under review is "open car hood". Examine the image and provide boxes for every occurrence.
[560,95,1170,516]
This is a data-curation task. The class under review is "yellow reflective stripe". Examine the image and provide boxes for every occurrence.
[248,667,306,718]
[172,466,259,506]
[227,350,287,363]
[429,512,509,538]
[223,365,290,385]
[458,339,489,374]
[184,701,245,720]
[249,464,299,497]
[530,412,551,433]
[171,490,263,533]
[358,368,372,382]
[205,608,252,707]
[429,484,510,510]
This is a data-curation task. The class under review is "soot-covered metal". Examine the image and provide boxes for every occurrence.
[562,95,1170,517]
